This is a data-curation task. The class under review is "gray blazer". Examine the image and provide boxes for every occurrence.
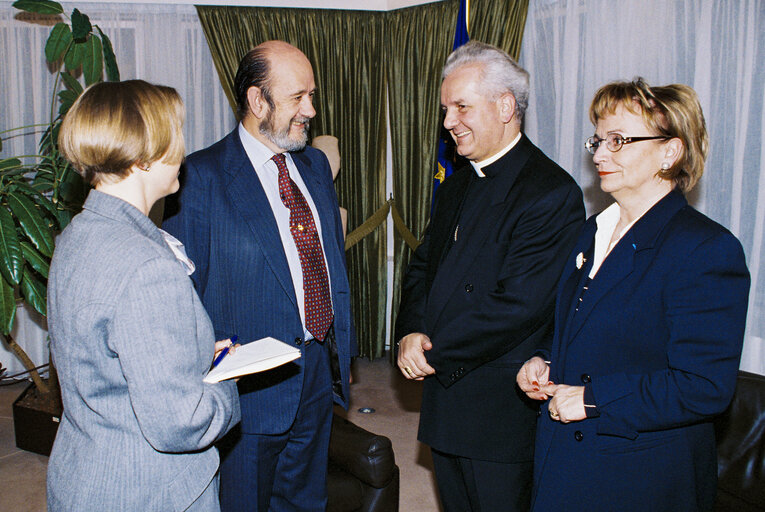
[47,190,240,511]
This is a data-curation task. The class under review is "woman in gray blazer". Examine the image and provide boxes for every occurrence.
[47,80,241,511]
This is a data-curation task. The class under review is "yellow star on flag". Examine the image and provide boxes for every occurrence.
[434,162,446,183]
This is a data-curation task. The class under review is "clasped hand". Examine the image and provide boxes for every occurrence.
[397,333,436,380]
[516,356,586,423]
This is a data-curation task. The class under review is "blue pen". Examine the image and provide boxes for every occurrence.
[212,335,238,368]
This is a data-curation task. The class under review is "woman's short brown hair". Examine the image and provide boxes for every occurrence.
[59,80,185,186]
[589,78,708,192]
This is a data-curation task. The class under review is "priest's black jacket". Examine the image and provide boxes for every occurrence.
[395,134,585,462]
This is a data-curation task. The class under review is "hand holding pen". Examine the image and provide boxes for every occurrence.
[213,335,238,368]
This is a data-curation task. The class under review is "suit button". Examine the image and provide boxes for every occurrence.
[465,284,473,293]
[574,431,583,442]
[580,374,591,383]
[537,409,542,416]
[294,337,302,346]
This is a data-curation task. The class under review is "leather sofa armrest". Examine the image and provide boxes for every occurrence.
[714,371,765,510]
[329,415,396,488]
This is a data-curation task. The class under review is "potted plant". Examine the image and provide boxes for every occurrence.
[0,0,119,455]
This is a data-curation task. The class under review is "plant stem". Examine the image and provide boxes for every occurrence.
[2,154,54,161]
[0,124,50,136]
[2,333,49,394]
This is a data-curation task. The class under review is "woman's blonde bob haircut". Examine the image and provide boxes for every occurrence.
[59,80,185,186]
[589,78,708,193]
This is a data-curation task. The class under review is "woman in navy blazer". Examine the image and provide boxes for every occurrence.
[517,79,750,511]
[47,81,240,511]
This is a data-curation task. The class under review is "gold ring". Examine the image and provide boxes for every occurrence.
[549,410,559,418]
[404,366,414,376]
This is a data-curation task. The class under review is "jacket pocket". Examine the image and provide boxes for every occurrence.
[596,429,682,455]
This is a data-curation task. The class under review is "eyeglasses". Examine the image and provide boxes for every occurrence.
[585,134,670,154]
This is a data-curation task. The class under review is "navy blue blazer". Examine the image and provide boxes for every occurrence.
[163,129,355,435]
[532,188,750,511]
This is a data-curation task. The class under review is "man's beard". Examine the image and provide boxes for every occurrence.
[260,110,310,152]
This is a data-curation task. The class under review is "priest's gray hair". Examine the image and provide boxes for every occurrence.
[442,40,530,122]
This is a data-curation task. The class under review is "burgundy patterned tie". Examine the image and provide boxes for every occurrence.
[273,153,334,341]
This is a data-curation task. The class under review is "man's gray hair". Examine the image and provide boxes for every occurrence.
[442,41,530,122]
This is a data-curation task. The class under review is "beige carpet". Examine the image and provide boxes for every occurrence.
[0,356,441,511]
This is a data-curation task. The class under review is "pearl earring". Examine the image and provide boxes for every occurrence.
[660,162,670,170]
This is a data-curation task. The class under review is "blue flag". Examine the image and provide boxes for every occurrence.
[432,0,469,211]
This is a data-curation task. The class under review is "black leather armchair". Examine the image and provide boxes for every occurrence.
[327,415,400,512]
[715,371,765,511]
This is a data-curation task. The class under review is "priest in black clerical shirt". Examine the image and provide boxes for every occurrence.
[395,40,585,512]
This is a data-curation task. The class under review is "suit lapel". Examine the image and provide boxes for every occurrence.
[553,223,596,374]
[426,137,531,324]
[559,188,688,350]
[222,131,298,309]
[562,231,637,345]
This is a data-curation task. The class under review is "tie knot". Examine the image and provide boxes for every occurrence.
[272,153,287,169]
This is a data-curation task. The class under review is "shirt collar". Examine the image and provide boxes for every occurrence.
[239,122,281,169]
[595,202,621,235]
[470,132,522,177]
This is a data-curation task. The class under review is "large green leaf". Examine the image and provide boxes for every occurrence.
[59,71,83,95]
[58,89,78,116]
[31,177,54,194]
[70,8,92,43]
[20,241,49,279]
[12,0,63,15]
[0,158,23,172]
[10,182,59,227]
[27,189,60,225]
[0,207,23,286]
[82,35,103,86]
[0,276,16,335]
[55,208,73,230]
[64,40,86,72]
[20,267,46,317]
[1,168,28,178]
[38,121,62,156]
[97,27,119,82]
[7,193,55,258]
[44,22,71,63]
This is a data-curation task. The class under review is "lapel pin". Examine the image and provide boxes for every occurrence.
[576,252,586,269]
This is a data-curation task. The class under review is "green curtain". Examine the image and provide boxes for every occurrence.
[196,6,388,359]
[470,0,530,59]
[387,0,459,362]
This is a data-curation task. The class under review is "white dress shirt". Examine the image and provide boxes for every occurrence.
[589,202,642,278]
[238,123,332,340]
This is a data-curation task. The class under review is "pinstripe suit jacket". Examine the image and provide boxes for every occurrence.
[47,190,240,511]
[162,128,354,434]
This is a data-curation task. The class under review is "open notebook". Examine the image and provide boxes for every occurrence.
[204,337,301,383]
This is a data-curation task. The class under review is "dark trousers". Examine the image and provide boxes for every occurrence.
[431,448,533,512]
[219,339,334,512]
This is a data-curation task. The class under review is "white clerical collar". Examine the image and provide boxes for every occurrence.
[239,122,283,168]
[470,132,522,177]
